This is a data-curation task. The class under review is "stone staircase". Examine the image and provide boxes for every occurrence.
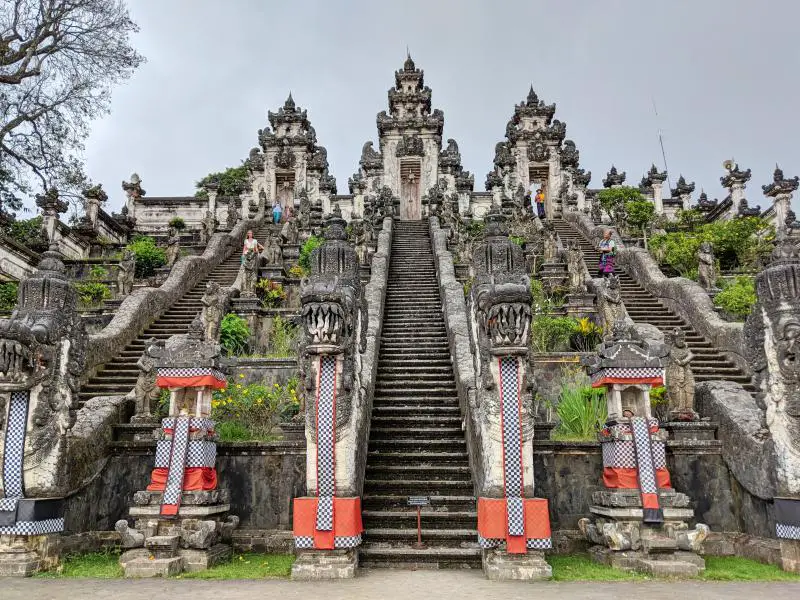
[360,220,481,569]
[551,219,754,393]
[78,224,270,408]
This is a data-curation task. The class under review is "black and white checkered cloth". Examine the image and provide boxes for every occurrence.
[591,367,664,384]
[631,417,658,495]
[478,534,552,550]
[500,357,525,537]
[155,440,216,468]
[777,523,800,540]
[294,534,362,549]
[315,356,337,531]
[602,439,666,469]
[161,416,190,511]
[1,392,28,517]
[161,417,215,432]
[157,367,226,381]
[0,517,64,535]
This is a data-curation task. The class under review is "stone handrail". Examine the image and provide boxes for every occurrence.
[352,217,392,496]
[85,211,264,374]
[563,210,747,373]
[429,217,485,495]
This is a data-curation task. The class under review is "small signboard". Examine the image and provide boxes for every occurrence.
[407,496,429,548]
[407,496,430,507]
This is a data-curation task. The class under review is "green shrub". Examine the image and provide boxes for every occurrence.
[510,235,525,247]
[168,216,187,230]
[220,313,250,356]
[255,278,287,309]
[89,264,108,280]
[0,281,18,311]
[74,281,111,307]
[288,264,306,279]
[569,317,603,352]
[126,236,167,278]
[463,276,475,297]
[531,315,578,353]
[464,220,485,239]
[2,216,49,252]
[211,378,300,440]
[268,316,298,358]
[553,380,607,441]
[298,236,322,272]
[195,165,250,198]
[714,276,756,320]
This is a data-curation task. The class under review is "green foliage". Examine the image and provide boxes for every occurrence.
[530,315,578,353]
[649,386,667,407]
[126,236,166,278]
[624,199,656,236]
[212,378,300,439]
[530,279,566,314]
[569,317,603,352]
[220,313,250,356]
[464,220,485,239]
[700,556,800,582]
[298,235,322,271]
[2,215,49,252]
[714,276,757,320]
[178,553,295,579]
[650,217,773,277]
[672,208,707,231]
[268,316,298,358]
[0,281,18,311]
[287,264,307,279]
[74,281,110,307]
[89,264,108,280]
[168,216,187,230]
[255,278,287,309]
[463,276,475,297]
[195,165,250,198]
[549,554,646,581]
[596,186,643,215]
[509,235,525,247]
[552,376,607,441]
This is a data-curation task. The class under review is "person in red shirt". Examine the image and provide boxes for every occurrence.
[535,188,546,219]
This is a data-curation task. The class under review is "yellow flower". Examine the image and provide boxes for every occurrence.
[239,373,245,379]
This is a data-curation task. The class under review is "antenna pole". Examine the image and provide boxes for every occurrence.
[652,98,673,192]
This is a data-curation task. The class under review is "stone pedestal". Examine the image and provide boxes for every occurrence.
[290,549,357,580]
[779,539,800,573]
[0,534,61,577]
[540,262,568,294]
[579,489,708,577]
[482,548,552,581]
[118,491,238,577]
[260,264,285,280]
[231,296,261,313]
[566,292,596,319]
[663,421,716,441]
[281,243,300,263]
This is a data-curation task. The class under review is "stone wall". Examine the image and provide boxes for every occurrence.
[64,441,306,533]
[227,357,298,387]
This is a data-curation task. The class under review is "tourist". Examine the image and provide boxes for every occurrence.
[535,188,546,219]
[598,229,616,277]
[523,190,532,215]
[272,201,283,224]
[242,230,263,263]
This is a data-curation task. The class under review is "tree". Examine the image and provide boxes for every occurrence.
[596,186,643,230]
[0,1,144,210]
[195,165,250,198]
[625,199,656,249]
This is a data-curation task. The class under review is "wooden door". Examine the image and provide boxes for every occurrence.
[276,173,295,212]
[400,161,421,220]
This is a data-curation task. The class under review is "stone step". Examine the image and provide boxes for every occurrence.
[370,415,462,428]
[372,405,461,416]
[363,528,476,546]
[364,479,473,494]
[362,495,475,511]
[368,439,467,453]
[362,510,477,529]
[369,427,463,439]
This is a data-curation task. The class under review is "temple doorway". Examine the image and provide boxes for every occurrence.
[529,166,549,219]
[275,173,295,212]
[400,160,421,220]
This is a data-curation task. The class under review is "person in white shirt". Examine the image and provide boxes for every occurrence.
[241,230,263,263]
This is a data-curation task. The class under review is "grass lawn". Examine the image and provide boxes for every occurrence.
[549,554,800,582]
[178,553,294,579]
[34,551,123,578]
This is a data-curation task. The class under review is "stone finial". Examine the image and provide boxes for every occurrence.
[359,141,383,170]
[83,183,108,203]
[404,52,415,72]
[602,166,626,188]
[720,162,752,188]
[35,188,68,215]
[671,175,696,198]
[122,173,146,200]
[762,165,800,197]
[561,140,579,168]
[284,92,296,111]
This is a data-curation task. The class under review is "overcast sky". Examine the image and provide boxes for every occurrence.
[85,0,800,213]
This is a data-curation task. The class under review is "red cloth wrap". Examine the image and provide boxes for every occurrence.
[156,375,227,390]
[146,467,218,492]
[293,497,363,550]
[477,497,551,554]
[592,377,663,388]
[603,467,671,490]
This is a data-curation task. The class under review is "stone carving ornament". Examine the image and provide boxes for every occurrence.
[200,211,217,246]
[131,339,164,422]
[696,242,717,292]
[165,226,180,268]
[117,249,136,296]
[201,282,229,342]
[261,231,283,265]
[567,240,587,293]
[240,250,258,298]
[665,328,697,421]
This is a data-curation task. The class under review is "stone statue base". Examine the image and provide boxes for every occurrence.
[260,264,284,280]
[231,296,261,312]
[779,539,800,573]
[579,489,708,577]
[566,292,596,319]
[291,549,357,580]
[117,490,238,577]
[482,548,552,581]
[540,262,568,295]
[0,533,61,577]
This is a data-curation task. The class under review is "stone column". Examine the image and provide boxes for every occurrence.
[763,166,799,239]
[82,184,108,231]
[204,181,220,218]
[721,163,751,220]
[122,173,145,219]
[35,189,68,243]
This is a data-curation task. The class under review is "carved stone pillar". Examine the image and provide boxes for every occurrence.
[82,184,108,231]
[292,207,366,580]
[671,176,695,212]
[467,207,551,580]
[579,322,709,576]
[763,166,800,240]
[721,163,751,220]
[0,246,87,575]
[34,190,68,244]
[122,173,145,220]
[204,181,220,218]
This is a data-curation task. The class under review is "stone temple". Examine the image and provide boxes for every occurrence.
[1,56,800,580]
